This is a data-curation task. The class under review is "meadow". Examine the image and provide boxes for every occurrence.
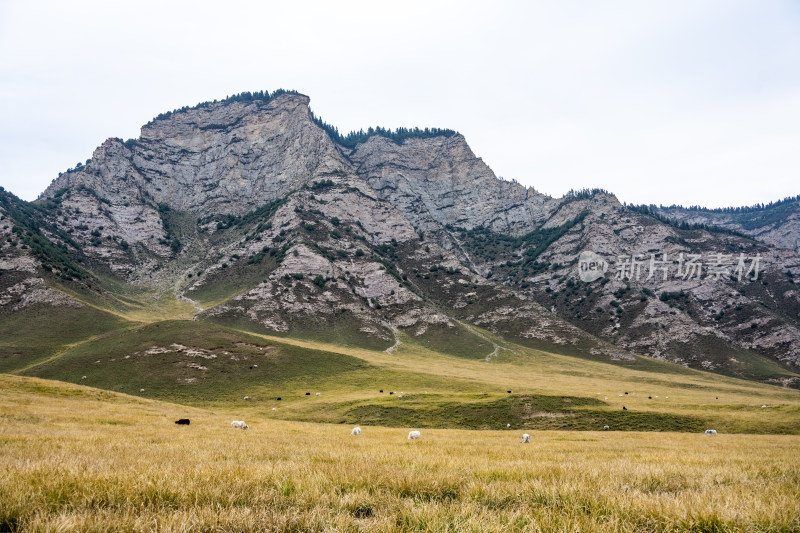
[1,374,799,532]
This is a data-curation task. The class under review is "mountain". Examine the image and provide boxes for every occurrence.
[2,90,799,390]
[649,200,800,252]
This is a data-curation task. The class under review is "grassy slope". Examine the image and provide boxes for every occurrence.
[0,303,132,373]
[7,316,800,435]
[1,374,799,532]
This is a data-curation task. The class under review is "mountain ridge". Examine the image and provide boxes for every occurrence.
[3,90,799,389]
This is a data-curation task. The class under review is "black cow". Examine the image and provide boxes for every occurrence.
[175,419,190,425]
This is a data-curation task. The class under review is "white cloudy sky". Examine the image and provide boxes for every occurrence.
[1,0,798,207]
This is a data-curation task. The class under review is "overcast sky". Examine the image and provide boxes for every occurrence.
[1,1,798,207]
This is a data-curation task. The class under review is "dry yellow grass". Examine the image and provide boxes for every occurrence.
[1,375,799,532]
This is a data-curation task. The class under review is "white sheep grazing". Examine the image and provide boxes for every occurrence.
[315,392,321,396]
[81,376,87,380]
[521,433,531,443]
[140,388,145,393]
[705,429,717,435]
[351,427,361,436]
[506,423,511,428]
[231,420,249,430]
[603,425,610,430]
[408,430,421,440]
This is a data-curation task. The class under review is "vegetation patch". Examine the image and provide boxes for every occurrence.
[340,394,706,432]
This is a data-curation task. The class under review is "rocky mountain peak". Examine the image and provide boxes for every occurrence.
[6,90,799,388]
[41,92,348,216]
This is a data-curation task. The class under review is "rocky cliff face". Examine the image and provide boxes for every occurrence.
[42,94,349,215]
[350,134,556,237]
[4,91,798,386]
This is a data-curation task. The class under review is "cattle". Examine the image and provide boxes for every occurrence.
[351,427,361,436]
[379,390,384,393]
[389,392,395,395]
[305,392,310,395]
[522,433,531,443]
[175,419,190,425]
[408,430,421,440]
[622,406,627,411]
[231,420,249,430]
[277,397,282,401]
[705,429,717,435]
[507,390,512,394]
[603,425,610,430]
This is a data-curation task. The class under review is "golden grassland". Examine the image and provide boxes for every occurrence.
[1,375,799,532]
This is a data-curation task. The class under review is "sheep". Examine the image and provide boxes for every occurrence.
[175,419,190,425]
[81,376,87,380]
[351,427,361,436]
[243,396,250,400]
[315,392,320,396]
[231,420,249,430]
[140,389,145,393]
[506,423,511,428]
[603,425,610,430]
[521,433,531,443]
[705,429,717,435]
[408,430,421,440]
[761,405,768,408]
[271,408,277,411]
